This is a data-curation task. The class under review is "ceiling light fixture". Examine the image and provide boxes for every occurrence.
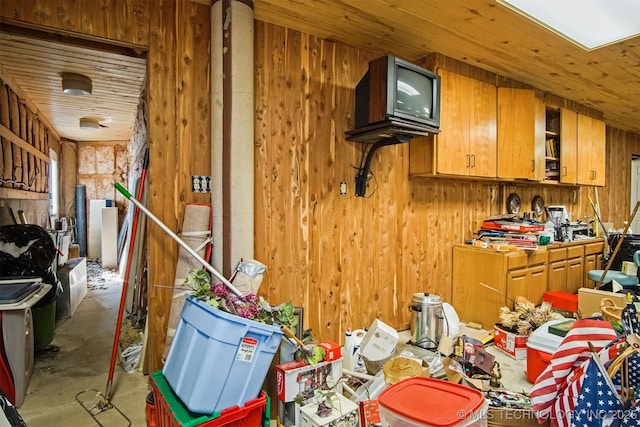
[79,118,100,131]
[62,72,92,96]
[498,0,640,50]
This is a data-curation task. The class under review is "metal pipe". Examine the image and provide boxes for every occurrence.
[114,183,243,296]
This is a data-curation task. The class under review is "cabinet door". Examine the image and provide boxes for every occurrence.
[577,114,606,186]
[566,257,584,294]
[584,254,597,288]
[435,69,472,175]
[452,246,507,328]
[547,261,567,292]
[468,77,497,177]
[434,70,496,177]
[497,88,545,180]
[559,108,578,184]
[507,265,548,305]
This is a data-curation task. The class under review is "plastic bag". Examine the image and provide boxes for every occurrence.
[0,224,62,307]
[230,259,266,295]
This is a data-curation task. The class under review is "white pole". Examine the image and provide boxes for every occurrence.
[115,183,243,296]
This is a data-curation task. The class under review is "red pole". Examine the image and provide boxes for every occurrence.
[105,149,149,401]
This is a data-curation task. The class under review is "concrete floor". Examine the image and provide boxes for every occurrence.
[17,262,149,427]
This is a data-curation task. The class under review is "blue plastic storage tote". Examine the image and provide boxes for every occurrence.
[163,296,283,414]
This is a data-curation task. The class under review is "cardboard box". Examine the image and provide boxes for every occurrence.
[359,319,399,361]
[275,358,343,402]
[318,341,341,362]
[493,324,528,360]
[359,400,381,427]
[578,287,627,318]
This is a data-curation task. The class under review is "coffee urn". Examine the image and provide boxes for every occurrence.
[409,292,444,350]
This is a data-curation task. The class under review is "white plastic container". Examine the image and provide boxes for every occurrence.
[525,319,565,383]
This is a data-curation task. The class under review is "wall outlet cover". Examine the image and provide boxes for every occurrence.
[191,176,211,193]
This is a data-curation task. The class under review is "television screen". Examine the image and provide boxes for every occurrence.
[352,55,440,133]
[396,66,434,122]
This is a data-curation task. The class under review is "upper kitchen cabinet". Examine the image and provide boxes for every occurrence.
[497,88,545,181]
[410,69,496,177]
[576,114,606,186]
[544,107,578,184]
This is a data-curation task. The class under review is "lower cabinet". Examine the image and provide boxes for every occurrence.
[452,240,604,329]
[507,264,547,306]
[547,246,584,294]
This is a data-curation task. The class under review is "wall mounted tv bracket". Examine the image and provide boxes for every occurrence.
[346,120,434,197]
[353,135,408,197]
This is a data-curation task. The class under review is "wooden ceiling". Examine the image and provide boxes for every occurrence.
[0,0,637,144]
[0,29,146,142]
[253,0,640,134]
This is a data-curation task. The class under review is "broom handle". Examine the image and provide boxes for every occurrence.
[114,183,243,297]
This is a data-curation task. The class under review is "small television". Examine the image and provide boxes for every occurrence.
[354,55,441,133]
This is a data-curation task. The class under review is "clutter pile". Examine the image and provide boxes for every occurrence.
[471,213,547,251]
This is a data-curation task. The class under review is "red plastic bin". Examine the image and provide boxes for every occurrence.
[149,370,267,427]
[543,291,578,313]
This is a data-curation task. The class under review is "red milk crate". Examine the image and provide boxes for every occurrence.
[149,370,267,427]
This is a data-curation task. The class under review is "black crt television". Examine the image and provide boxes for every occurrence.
[354,55,441,133]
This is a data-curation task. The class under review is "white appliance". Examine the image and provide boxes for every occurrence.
[0,279,52,407]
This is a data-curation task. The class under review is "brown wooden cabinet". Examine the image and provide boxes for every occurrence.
[577,114,606,186]
[545,245,584,294]
[497,88,545,181]
[559,108,578,183]
[411,73,606,185]
[545,107,578,183]
[507,264,547,306]
[452,244,547,329]
[410,69,496,177]
[452,239,604,328]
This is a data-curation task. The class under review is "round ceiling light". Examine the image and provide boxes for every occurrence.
[79,118,100,130]
[62,72,92,96]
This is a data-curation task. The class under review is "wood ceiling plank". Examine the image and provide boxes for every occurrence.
[254,0,640,134]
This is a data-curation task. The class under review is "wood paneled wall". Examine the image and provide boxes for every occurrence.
[0,0,150,48]
[145,0,211,372]
[1,0,639,373]
[601,128,640,227]
[253,21,630,344]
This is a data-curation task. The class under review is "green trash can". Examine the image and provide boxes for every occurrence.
[32,300,56,347]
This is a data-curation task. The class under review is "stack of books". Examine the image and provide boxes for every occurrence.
[474,215,545,250]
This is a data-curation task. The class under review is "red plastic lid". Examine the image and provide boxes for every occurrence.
[378,377,486,427]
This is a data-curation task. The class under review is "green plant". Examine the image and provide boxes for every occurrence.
[183,268,299,332]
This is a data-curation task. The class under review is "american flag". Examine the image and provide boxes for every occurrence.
[570,352,622,427]
[619,403,640,425]
[530,319,617,427]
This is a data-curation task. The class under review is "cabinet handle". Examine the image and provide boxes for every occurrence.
[466,154,470,168]
[471,154,476,168]
[531,160,535,172]
[562,166,567,177]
